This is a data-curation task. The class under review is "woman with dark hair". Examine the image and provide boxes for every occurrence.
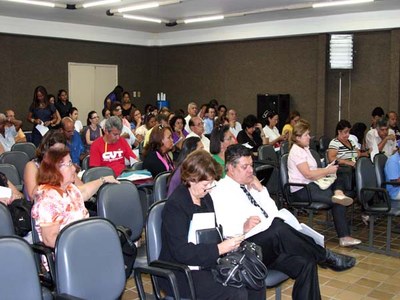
[142,126,174,177]
[84,111,102,152]
[160,150,253,299]
[349,122,367,150]
[69,107,83,133]
[262,110,287,152]
[327,120,362,167]
[55,89,73,119]
[121,91,134,120]
[167,137,203,196]
[27,86,58,147]
[237,114,267,153]
[169,115,188,150]
[217,104,227,119]
[100,107,111,130]
[104,85,123,109]
[288,119,361,247]
[31,146,119,248]
[210,125,237,177]
[136,113,156,138]
[130,108,142,132]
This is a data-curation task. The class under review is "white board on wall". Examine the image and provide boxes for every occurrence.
[68,62,118,126]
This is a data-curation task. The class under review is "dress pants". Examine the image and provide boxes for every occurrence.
[293,182,350,237]
[248,218,326,300]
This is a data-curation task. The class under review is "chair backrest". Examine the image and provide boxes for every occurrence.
[319,136,330,153]
[55,218,125,299]
[255,164,274,187]
[0,203,15,236]
[81,155,90,171]
[258,145,279,164]
[373,153,388,187]
[97,181,144,241]
[310,149,322,168]
[153,171,171,203]
[280,154,289,189]
[0,236,43,299]
[280,140,289,155]
[131,161,144,170]
[355,157,378,200]
[0,163,21,187]
[0,151,29,181]
[146,200,166,263]
[81,166,115,183]
[11,142,37,160]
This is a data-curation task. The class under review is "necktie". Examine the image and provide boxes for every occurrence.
[240,184,269,218]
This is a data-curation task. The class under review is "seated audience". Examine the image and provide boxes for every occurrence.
[187,116,210,152]
[210,125,237,177]
[184,102,198,133]
[5,109,26,143]
[142,126,174,178]
[203,106,216,135]
[31,146,119,247]
[387,111,400,140]
[104,85,123,109]
[60,117,86,166]
[84,111,102,152]
[211,144,356,300]
[262,110,287,152]
[27,85,58,147]
[135,113,156,139]
[217,104,227,120]
[366,118,397,159]
[69,107,83,133]
[143,114,169,147]
[237,114,267,154]
[349,122,367,150]
[370,106,384,129]
[160,150,262,299]
[227,109,242,138]
[167,137,203,197]
[90,116,138,176]
[100,107,111,130]
[24,131,68,200]
[0,113,21,153]
[169,115,188,151]
[111,102,136,147]
[121,91,134,120]
[288,119,360,247]
[130,108,143,132]
[282,110,301,139]
[384,142,400,200]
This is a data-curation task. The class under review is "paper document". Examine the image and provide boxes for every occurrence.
[244,208,324,247]
[36,124,49,136]
[242,143,253,149]
[0,186,12,198]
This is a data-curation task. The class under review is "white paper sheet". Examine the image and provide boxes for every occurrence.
[0,186,12,198]
[36,124,49,136]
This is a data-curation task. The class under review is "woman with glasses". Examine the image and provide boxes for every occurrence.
[237,114,268,154]
[31,146,119,248]
[160,150,258,299]
[142,126,174,177]
[84,111,102,152]
[210,125,237,177]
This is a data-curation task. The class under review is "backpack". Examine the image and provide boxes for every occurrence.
[8,198,33,237]
[116,225,137,279]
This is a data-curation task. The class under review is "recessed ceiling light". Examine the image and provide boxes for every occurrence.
[184,15,224,24]
[313,0,374,8]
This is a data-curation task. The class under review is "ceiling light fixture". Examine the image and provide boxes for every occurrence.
[122,14,163,23]
[108,0,180,14]
[6,0,66,8]
[313,0,374,8]
[183,15,224,24]
[79,0,121,9]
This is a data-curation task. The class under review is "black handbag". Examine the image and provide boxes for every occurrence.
[212,241,268,290]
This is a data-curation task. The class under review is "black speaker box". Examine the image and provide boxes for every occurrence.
[257,94,290,132]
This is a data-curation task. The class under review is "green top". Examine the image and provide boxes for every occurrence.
[212,154,226,178]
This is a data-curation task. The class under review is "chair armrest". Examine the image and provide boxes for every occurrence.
[381,181,400,188]
[150,260,196,300]
[31,243,56,286]
[134,266,180,300]
[283,182,312,206]
[360,187,391,213]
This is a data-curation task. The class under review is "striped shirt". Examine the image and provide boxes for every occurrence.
[328,138,358,162]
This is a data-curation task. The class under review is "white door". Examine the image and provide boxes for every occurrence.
[68,63,118,126]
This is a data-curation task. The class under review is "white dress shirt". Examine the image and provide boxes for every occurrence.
[186,131,210,152]
[365,128,396,159]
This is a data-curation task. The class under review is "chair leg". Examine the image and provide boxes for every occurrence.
[368,215,375,249]
[275,286,282,300]
[386,216,392,254]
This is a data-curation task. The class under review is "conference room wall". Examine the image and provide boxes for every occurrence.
[0,33,156,130]
[0,29,398,136]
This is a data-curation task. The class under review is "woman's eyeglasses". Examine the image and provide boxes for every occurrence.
[59,160,74,168]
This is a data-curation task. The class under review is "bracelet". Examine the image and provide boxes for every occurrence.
[31,118,35,124]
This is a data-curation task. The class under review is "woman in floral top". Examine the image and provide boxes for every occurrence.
[31,146,119,247]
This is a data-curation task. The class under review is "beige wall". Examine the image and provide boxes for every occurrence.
[1,29,399,137]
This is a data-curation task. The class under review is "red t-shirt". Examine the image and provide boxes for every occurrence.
[89,137,137,176]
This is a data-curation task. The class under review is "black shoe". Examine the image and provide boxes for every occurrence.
[322,249,356,272]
